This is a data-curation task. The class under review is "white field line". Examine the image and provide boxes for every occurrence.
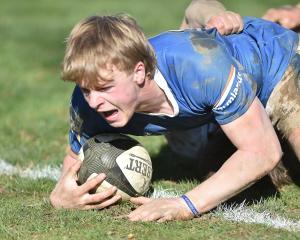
[0,159,299,232]
[0,159,61,181]
[151,189,300,232]
[215,202,300,232]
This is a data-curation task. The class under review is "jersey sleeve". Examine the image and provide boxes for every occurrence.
[211,59,257,124]
[178,31,257,125]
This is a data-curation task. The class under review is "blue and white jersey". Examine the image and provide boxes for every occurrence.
[69,17,299,154]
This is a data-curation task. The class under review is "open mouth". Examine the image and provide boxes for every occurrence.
[101,109,118,121]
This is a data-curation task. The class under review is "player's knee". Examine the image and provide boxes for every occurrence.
[267,144,283,172]
[268,160,292,188]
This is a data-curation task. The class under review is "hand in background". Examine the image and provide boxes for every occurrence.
[180,0,243,35]
[263,5,300,30]
[205,11,244,35]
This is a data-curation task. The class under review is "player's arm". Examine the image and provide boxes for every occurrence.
[128,97,282,221]
[183,97,282,213]
[262,5,300,30]
[61,146,79,175]
[180,0,243,35]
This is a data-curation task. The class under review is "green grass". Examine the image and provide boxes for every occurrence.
[1,175,299,240]
[0,0,300,239]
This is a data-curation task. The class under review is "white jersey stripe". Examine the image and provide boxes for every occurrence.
[213,66,236,109]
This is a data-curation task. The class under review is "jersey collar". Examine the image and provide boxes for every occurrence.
[151,68,179,117]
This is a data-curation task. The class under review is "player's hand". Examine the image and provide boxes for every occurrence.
[50,160,121,210]
[262,6,300,30]
[206,11,244,35]
[128,197,194,222]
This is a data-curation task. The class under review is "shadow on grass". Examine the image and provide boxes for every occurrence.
[151,133,300,205]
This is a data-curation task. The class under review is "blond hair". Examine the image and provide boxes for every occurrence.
[61,15,156,88]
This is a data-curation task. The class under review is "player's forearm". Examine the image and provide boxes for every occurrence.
[181,0,226,29]
[185,98,282,214]
[61,148,80,176]
[185,148,281,214]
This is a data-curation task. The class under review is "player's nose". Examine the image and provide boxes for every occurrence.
[88,90,105,110]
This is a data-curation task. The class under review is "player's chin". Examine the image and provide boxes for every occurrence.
[107,116,130,128]
[110,112,134,128]
[109,121,127,128]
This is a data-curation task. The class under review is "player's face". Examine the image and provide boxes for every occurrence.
[80,65,143,128]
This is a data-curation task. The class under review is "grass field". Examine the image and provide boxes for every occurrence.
[0,0,300,239]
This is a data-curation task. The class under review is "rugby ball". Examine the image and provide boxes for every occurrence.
[77,133,152,200]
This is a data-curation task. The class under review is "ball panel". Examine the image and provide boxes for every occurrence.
[78,137,122,184]
[116,146,152,194]
[104,163,140,197]
[88,140,121,169]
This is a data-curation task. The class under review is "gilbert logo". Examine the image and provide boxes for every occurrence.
[125,153,152,178]
[214,66,243,111]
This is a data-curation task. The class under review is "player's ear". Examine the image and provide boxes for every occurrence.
[133,61,146,85]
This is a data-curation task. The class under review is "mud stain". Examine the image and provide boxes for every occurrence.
[204,77,216,85]
[189,31,218,55]
[252,52,260,65]
[267,54,300,137]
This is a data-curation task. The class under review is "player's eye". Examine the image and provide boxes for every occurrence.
[81,87,90,96]
[97,86,113,92]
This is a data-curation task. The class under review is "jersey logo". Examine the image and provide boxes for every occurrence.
[213,65,243,111]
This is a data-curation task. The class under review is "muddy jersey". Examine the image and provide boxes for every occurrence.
[69,17,299,154]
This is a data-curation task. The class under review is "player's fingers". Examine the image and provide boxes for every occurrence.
[78,173,106,194]
[206,15,222,29]
[128,203,149,219]
[219,11,243,34]
[130,196,151,205]
[207,11,243,35]
[128,210,148,221]
[88,186,118,204]
[83,194,122,210]
[206,16,226,35]
[220,13,235,35]
[230,12,244,33]
[140,212,162,222]
[99,194,121,209]
[96,194,122,209]
[81,186,118,206]
[157,214,174,223]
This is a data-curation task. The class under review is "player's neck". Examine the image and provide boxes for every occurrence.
[137,77,174,115]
